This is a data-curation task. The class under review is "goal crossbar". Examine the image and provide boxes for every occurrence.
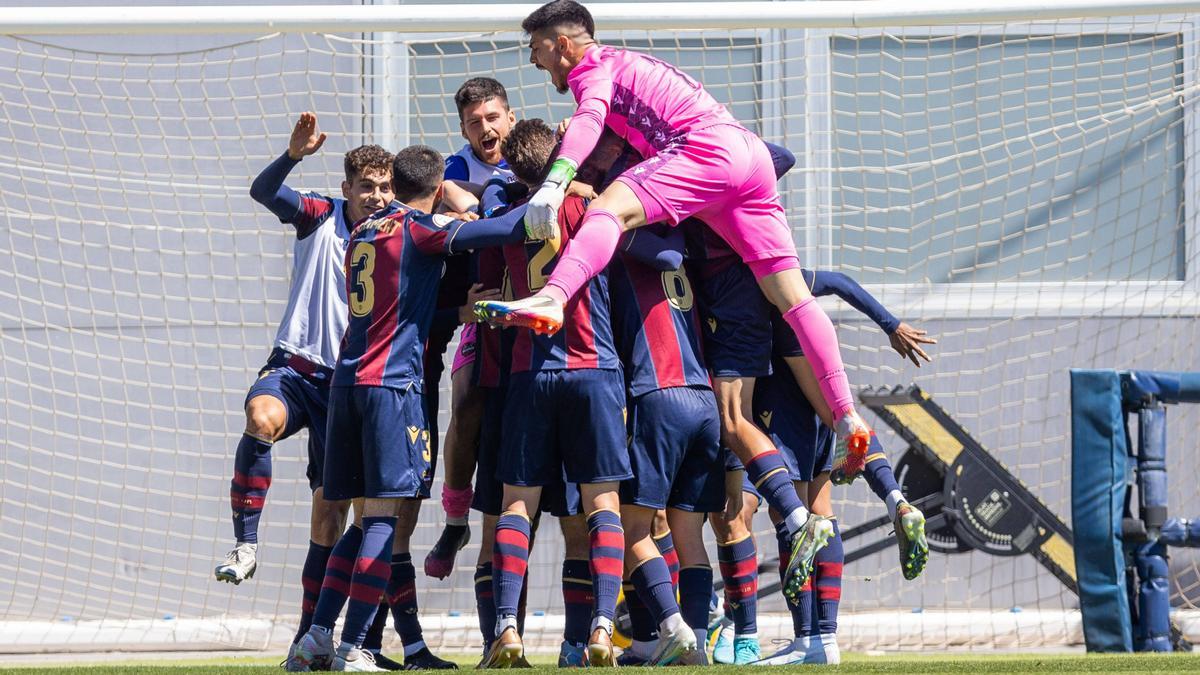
[2,0,1200,35]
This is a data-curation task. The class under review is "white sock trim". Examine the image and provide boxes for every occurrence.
[886,491,905,521]
[496,615,518,637]
[784,507,810,537]
[591,615,614,636]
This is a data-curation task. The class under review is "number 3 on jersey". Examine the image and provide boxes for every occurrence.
[349,241,376,317]
[527,228,562,292]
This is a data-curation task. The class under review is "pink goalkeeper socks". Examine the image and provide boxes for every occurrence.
[543,208,623,306]
[782,297,854,420]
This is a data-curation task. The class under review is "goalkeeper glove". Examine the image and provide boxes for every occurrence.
[525,158,576,240]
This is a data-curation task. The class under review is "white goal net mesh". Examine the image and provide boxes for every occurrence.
[2,4,1199,654]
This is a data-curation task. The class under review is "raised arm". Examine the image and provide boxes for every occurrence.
[805,269,936,366]
[249,112,333,238]
[805,270,900,334]
[556,64,612,170]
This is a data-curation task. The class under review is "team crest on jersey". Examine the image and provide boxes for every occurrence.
[759,410,773,428]
[431,213,454,229]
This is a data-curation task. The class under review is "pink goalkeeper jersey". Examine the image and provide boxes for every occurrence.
[558,45,738,166]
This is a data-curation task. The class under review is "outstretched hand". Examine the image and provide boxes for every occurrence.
[287,111,327,161]
[889,322,937,367]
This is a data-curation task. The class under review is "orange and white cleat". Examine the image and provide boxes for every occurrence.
[831,410,872,485]
[474,296,563,336]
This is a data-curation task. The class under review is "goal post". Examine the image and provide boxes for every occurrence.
[2,0,1200,655]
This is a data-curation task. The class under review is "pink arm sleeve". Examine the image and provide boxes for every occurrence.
[558,64,612,167]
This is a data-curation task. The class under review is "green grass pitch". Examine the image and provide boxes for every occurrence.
[4,653,1200,673]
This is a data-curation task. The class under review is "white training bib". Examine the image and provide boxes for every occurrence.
[273,195,350,369]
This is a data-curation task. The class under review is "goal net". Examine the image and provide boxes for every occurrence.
[2,0,1199,655]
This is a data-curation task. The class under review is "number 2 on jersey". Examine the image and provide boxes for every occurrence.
[348,242,376,317]
[526,228,562,292]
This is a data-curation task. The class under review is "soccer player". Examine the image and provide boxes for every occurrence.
[478,120,683,669]
[477,0,873,600]
[707,271,929,667]
[463,133,593,668]
[218,111,389,654]
[708,473,764,666]
[291,146,533,672]
[427,77,517,579]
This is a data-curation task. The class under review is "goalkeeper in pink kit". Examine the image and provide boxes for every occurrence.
[476,0,872,599]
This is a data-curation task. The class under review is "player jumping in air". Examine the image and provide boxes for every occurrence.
[475,0,871,599]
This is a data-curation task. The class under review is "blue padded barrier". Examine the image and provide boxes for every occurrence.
[1070,369,1132,652]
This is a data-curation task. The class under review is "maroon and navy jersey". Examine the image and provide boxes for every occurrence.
[609,248,709,397]
[473,245,512,389]
[504,195,619,373]
[683,218,739,280]
[333,202,459,390]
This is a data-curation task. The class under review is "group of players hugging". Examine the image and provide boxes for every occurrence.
[212,1,939,671]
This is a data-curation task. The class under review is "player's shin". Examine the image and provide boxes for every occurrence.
[386,552,427,657]
[562,559,593,650]
[632,557,697,666]
[230,433,273,545]
[717,535,760,664]
[652,530,680,588]
[678,565,714,652]
[311,524,365,631]
[811,520,843,664]
[295,541,333,644]
[338,516,397,652]
[492,512,532,631]
[474,562,496,651]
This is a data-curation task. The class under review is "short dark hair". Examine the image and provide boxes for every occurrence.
[521,0,594,38]
[501,119,558,185]
[454,77,510,120]
[343,144,393,182]
[390,145,444,202]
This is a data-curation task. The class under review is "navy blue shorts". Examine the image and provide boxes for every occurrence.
[696,263,773,379]
[474,385,581,517]
[245,349,331,491]
[541,479,583,518]
[752,366,833,482]
[621,386,724,512]
[323,385,432,501]
[500,369,631,486]
[473,386,506,516]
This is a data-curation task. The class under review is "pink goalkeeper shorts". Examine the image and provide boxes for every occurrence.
[451,322,478,376]
[615,123,798,265]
